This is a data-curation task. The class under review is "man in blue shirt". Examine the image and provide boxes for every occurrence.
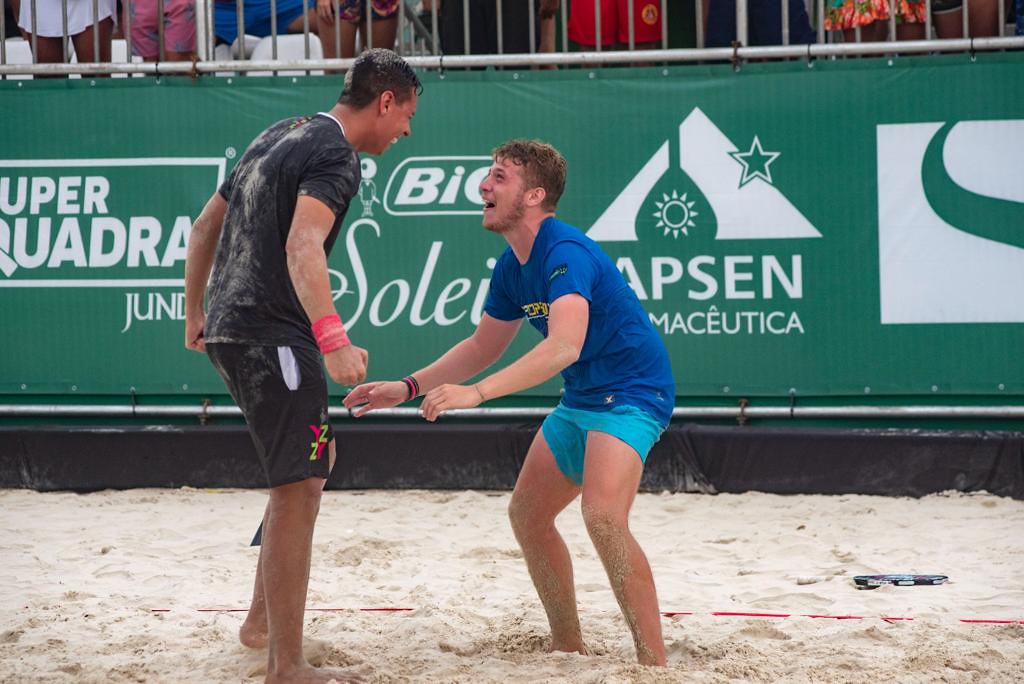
[345,139,674,666]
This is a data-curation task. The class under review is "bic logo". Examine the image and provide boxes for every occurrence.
[383,156,491,216]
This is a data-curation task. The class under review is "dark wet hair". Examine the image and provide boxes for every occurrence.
[338,48,422,109]
[492,139,567,211]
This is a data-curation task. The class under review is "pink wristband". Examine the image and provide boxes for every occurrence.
[312,314,351,354]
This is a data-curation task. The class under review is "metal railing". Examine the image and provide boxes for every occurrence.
[2,403,1023,421]
[2,0,1020,77]
[2,35,1021,77]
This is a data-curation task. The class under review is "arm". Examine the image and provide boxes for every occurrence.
[419,293,589,422]
[286,194,368,384]
[413,313,523,391]
[342,313,522,416]
[183,192,227,352]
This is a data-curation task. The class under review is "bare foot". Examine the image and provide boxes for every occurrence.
[265,664,365,683]
[239,621,268,649]
[547,639,588,656]
[246,639,335,678]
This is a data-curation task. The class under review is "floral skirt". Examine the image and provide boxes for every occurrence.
[824,0,928,30]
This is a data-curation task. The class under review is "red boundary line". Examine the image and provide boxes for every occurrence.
[151,607,415,613]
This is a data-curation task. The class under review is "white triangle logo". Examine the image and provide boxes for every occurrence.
[586,107,821,242]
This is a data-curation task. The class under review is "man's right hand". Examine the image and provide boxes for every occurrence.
[325,344,368,385]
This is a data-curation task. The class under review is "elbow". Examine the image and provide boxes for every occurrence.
[284,236,302,262]
[554,338,581,368]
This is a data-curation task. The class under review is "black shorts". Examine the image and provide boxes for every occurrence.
[207,343,332,488]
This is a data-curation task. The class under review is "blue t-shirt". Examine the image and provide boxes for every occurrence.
[484,217,675,426]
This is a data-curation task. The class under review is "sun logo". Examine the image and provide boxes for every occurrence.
[652,189,698,238]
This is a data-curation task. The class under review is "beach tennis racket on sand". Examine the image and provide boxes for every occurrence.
[853,574,948,589]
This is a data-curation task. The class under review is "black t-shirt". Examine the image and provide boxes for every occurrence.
[205,114,360,350]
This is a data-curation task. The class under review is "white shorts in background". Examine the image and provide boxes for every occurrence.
[18,0,117,38]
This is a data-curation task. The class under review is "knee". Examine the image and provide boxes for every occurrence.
[581,501,626,542]
[269,478,324,516]
[508,493,552,538]
[507,494,530,534]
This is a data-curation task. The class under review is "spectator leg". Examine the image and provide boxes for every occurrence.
[933,8,963,36]
[897,20,927,39]
[23,33,65,75]
[967,0,1000,35]
[71,17,114,68]
[366,15,397,51]
[316,16,356,59]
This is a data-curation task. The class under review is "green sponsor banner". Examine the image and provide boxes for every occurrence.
[1,54,1022,401]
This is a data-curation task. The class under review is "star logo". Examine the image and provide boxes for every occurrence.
[729,136,780,188]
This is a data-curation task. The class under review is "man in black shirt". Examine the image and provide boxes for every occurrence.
[184,48,420,683]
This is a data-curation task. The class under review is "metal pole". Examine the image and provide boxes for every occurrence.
[627,0,634,50]
[561,0,568,53]
[192,0,204,60]
[497,0,504,54]
[696,0,704,49]
[208,0,215,63]
[62,0,70,62]
[889,0,896,42]
[270,0,277,60]
[0,3,6,67]
[962,0,970,37]
[125,0,135,62]
[998,0,1005,37]
[397,0,405,53]
[432,0,439,55]
[92,0,99,61]
[925,0,932,39]
[737,0,748,46]
[528,0,536,53]
[816,0,824,44]
[782,0,790,45]
[333,0,341,58]
[661,0,668,49]
[367,0,373,49]
[3,403,1024,420]
[30,0,38,64]
[595,0,601,51]
[157,0,166,61]
[462,0,469,54]
[302,0,310,59]
[235,0,245,58]
[3,35,1023,75]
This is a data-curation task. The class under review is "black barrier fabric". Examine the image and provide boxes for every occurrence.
[2,425,1021,499]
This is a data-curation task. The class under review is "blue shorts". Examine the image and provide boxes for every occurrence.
[214,0,314,45]
[541,403,665,486]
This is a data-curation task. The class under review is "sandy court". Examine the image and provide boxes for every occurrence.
[1,487,1022,682]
